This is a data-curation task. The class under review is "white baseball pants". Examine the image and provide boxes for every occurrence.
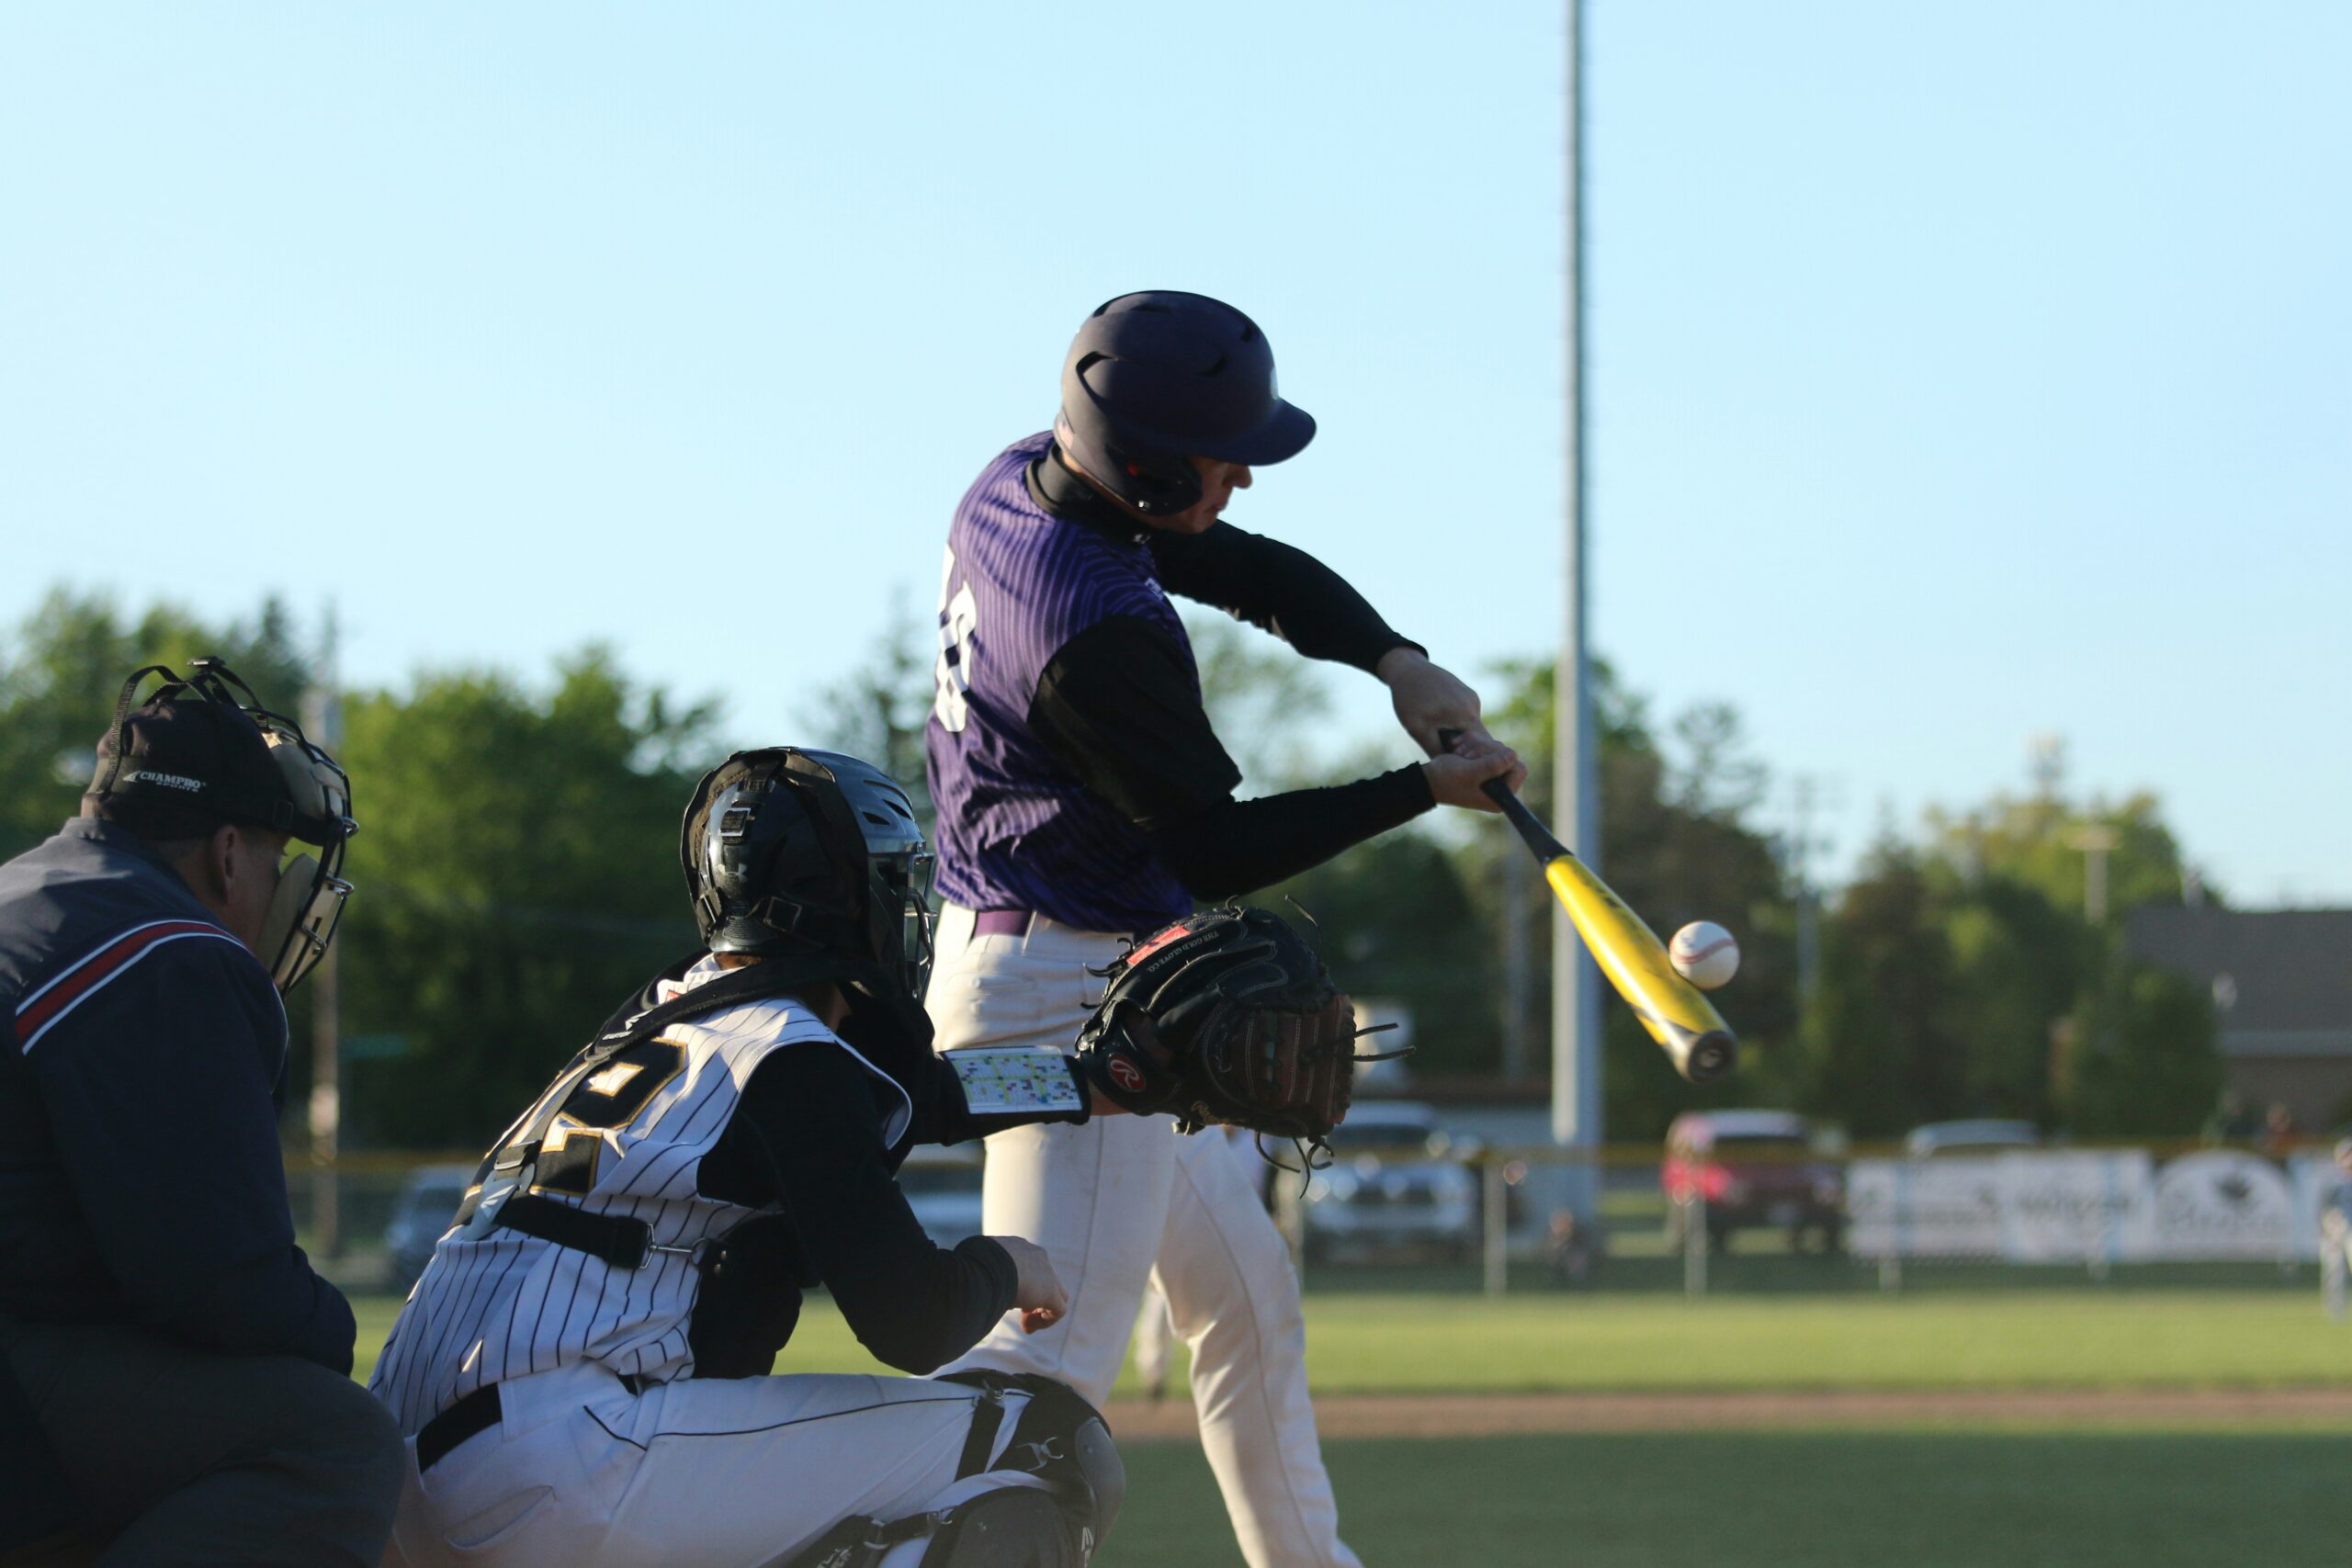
[379,1360,1058,1568]
[926,903,1361,1568]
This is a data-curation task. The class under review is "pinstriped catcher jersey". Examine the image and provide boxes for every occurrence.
[368,959,912,1434]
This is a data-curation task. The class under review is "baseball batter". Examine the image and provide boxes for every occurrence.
[925,290,1523,1568]
[369,750,1125,1568]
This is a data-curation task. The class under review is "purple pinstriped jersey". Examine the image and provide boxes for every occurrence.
[926,433,1194,933]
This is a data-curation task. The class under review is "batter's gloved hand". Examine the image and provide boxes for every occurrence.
[1074,907,1383,1146]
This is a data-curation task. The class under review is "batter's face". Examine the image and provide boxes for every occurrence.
[1148,457,1252,535]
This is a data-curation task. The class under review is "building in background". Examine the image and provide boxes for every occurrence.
[2128,908,2352,1132]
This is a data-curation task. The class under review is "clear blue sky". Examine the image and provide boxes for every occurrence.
[5,3,2346,902]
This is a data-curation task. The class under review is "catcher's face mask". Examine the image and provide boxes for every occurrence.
[872,835,937,1002]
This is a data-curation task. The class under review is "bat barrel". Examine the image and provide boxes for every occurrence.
[1679,1030,1738,1084]
[1439,728,1742,1087]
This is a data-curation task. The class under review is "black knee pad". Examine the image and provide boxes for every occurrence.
[919,1486,1074,1568]
[939,1373,1124,1553]
[777,1487,1076,1568]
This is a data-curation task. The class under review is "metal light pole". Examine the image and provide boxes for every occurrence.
[2067,824,2119,925]
[1501,847,1532,1080]
[1554,0,1605,1201]
[305,609,344,1258]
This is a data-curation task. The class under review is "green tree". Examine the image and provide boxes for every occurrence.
[1262,833,1497,1076]
[0,588,312,858]
[1926,787,2194,923]
[1184,611,1339,792]
[1464,658,1803,1134]
[1803,843,1970,1135]
[804,589,937,829]
[2054,961,2223,1136]
[1800,753,2222,1138]
[334,649,724,1146]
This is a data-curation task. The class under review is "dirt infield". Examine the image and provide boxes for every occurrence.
[1102,1386,2352,1439]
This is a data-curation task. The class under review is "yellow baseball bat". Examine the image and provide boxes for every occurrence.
[1443,731,1737,1083]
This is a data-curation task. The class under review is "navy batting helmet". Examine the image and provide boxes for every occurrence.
[1054,291,1316,516]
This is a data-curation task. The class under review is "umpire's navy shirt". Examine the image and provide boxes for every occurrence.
[0,819,356,1372]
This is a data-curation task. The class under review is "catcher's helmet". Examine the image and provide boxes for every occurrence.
[680,748,934,998]
[1054,291,1316,517]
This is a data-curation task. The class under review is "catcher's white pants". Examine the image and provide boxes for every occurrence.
[379,1360,1055,1568]
[927,903,1361,1568]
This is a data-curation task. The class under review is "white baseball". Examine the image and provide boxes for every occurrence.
[1669,921,1739,989]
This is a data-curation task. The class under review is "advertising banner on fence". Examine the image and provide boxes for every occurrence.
[1846,1158,2005,1258]
[2000,1152,2154,1263]
[1850,1149,2327,1263]
[2148,1151,2295,1260]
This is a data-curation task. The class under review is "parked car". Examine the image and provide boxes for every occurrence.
[1662,1110,1844,1254]
[381,1163,477,1292]
[1903,1119,2042,1158]
[1300,1101,1478,1263]
[383,1145,986,1292]
[898,1144,988,1249]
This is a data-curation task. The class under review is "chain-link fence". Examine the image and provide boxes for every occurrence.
[292,1134,2349,1303]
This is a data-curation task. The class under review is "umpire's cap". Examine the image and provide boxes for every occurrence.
[85,660,349,847]
[1056,291,1316,517]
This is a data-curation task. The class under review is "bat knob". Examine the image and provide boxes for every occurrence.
[1683,1032,1738,1084]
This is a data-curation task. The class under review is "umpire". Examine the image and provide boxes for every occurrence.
[0,660,401,1565]
[925,290,1523,1568]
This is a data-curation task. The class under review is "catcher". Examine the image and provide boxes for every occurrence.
[368,748,1359,1568]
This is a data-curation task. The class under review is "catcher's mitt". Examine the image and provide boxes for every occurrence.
[1074,907,1389,1146]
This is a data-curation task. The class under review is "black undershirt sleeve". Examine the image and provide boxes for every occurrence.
[1029,616,1439,899]
[1143,768,1434,899]
[1148,522,1422,673]
[1031,615,1244,831]
[716,1047,1018,1375]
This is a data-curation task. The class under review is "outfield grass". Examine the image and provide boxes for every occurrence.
[1101,1431,2352,1568]
[352,1287,2352,1394]
[349,1292,2352,1566]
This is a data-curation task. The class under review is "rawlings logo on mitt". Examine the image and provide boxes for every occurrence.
[1074,907,1392,1147]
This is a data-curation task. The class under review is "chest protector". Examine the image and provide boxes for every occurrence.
[450,953,933,1273]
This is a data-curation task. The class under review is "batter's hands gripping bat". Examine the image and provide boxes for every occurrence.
[1440,729,1738,1083]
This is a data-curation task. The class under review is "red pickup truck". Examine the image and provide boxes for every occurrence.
[1662,1110,1845,1254]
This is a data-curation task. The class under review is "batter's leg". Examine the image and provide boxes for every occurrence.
[943,1116,1175,1407]
[1157,1132,1361,1568]
[2324,1213,2349,1321]
[1130,1277,1175,1400]
[926,905,1174,1409]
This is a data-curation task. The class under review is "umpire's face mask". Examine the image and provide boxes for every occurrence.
[254,729,356,993]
